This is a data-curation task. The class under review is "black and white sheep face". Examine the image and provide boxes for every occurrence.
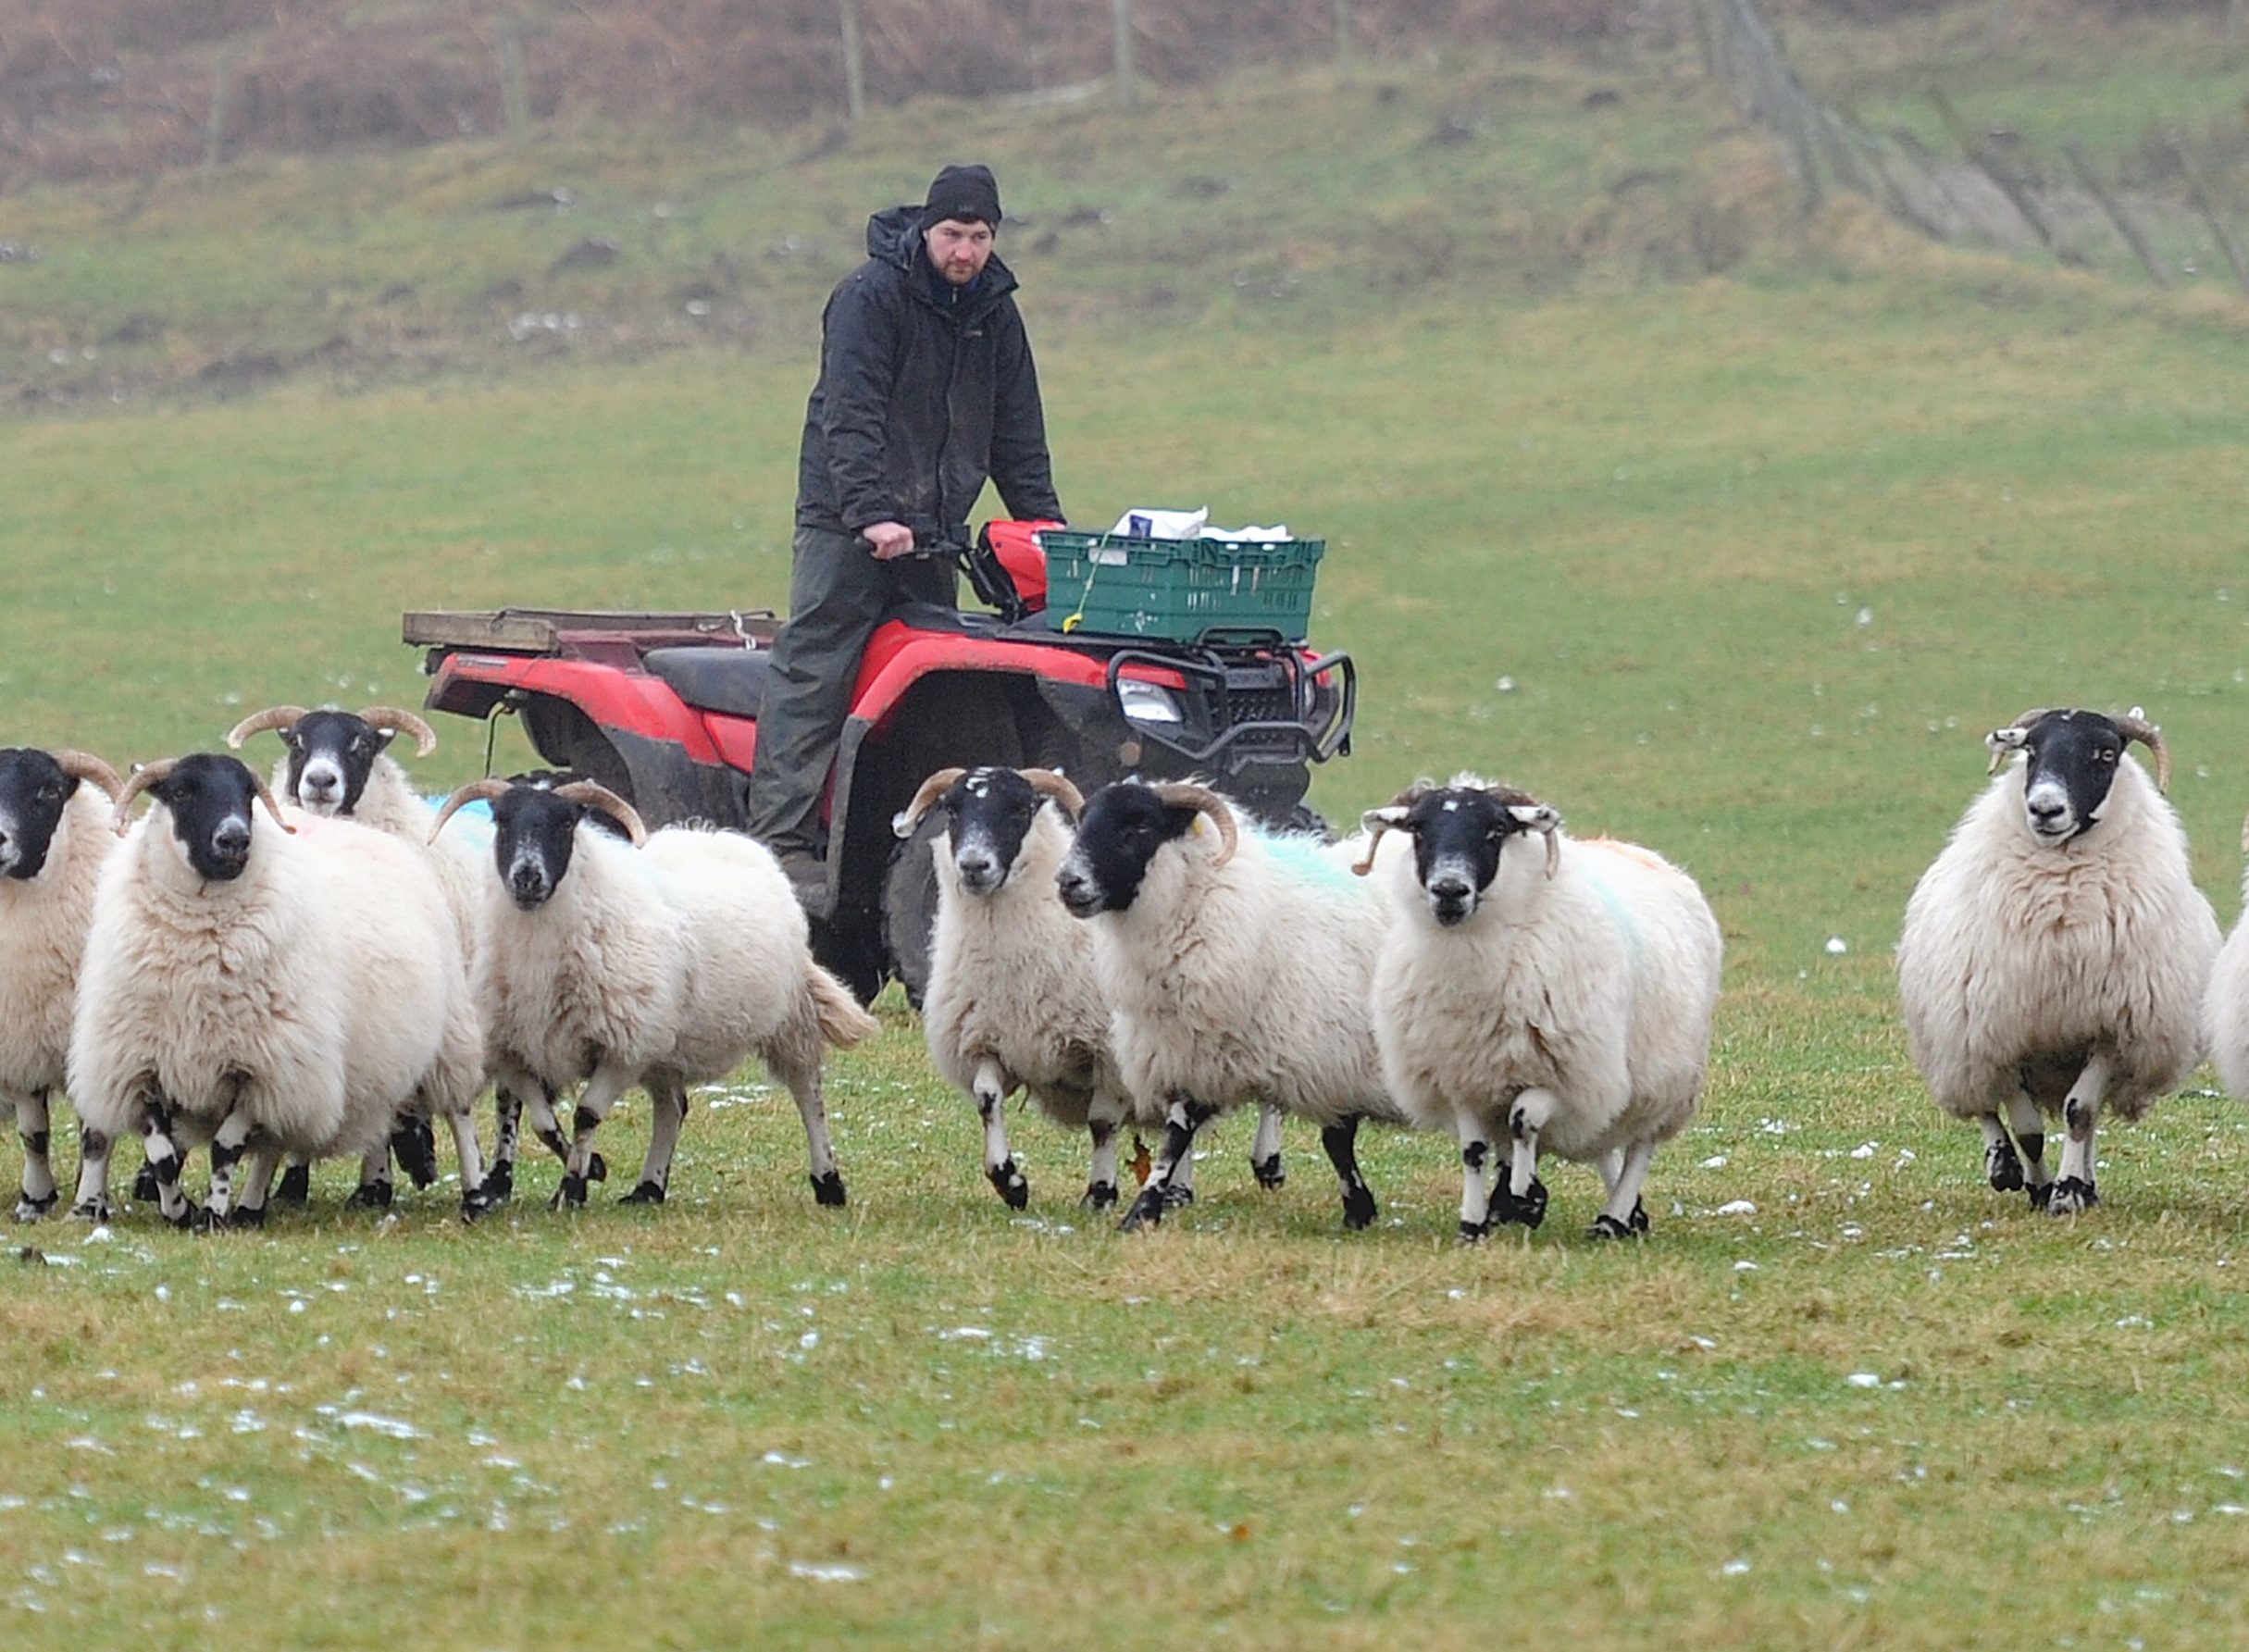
[1057,784,1199,918]
[1366,787,1560,927]
[1987,710,2126,847]
[942,768,1047,897]
[283,710,393,817]
[0,749,80,881]
[490,785,584,911]
[147,755,264,884]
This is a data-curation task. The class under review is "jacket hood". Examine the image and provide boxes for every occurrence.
[865,205,1019,311]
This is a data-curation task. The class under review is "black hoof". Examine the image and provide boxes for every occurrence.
[586,1152,608,1185]
[620,1181,666,1205]
[1251,1154,1286,1190]
[1081,1180,1119,1211]
[551,1173,589,1211]
[131,1162,160,1202]
[1492,1176,1548,1230]
[1628,1198,1649,1235]
[1458,1218,1487,1245]
[68,1198,112,1224]
[1159,1182,1196,1211]
[810,1170,847,1208]
[345,1181,394,1211]
[1587,1213,1634,1241]
[171,1203,214,1233]
[1118,1187,1166,1233]
[226,1204,267,1230]
[459,1189,495,1223]
[2028,1181,2055,1211]
[988,1159,1030,1211]
[14,1192,57,1223]
[1986,1142,2024,1193]
[478,1161,515,1206]
[274,1163,311,1206]
[1341,1186,1378,1231]
[2048,1176,2099,1216]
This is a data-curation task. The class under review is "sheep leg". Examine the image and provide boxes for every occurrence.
[203,1107,257,1230]
[1119,1097,1215,1232]
[13,1088,57,1221]
[1321,1114,1379,1231]
[770,1051,847,1208]
[138,1096,200,1229]
[1164,1134,1198,1208]
[347,1143,395,1209]
[68,1125,115,1223]
[273,1158,312,1207]
[972,1055,1028,1211]
[1589,1140,1658,1240]
[525,1080,605,1186]
[1453,1108,1495,1243]
[621,1080,687,1206]
[1496,1087,1555,1230]
[1978,1112,2024,1193]
[1251,1102,1287,1190]
[391,1112,440,1190]
[2005,1091,2053,1210]
[553,1064,631,1211]
[230,1146,280,1229]
[131,1153,160,1203]
[1083,1093,1128,1210]
[446,1108,492,1221]
[2049,1052,2111,1216]
[483,1081,525,1204]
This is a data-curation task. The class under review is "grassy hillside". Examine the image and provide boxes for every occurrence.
[7,20,2249,1649]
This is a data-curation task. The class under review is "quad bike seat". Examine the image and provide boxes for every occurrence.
[641,647,774,719]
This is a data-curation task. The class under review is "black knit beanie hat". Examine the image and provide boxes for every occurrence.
[919,164,1002,230]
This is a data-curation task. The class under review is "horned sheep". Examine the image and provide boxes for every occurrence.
[1354,777,1723,1240]
[67,753,488,1226]
[1055,778,1405,1234]
[1897,708,2218,1214]
[0,749,127,1221]
[431,778,876,1209]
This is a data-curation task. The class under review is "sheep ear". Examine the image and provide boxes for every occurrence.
[1361,805,1410,834]
[1985,726,2031,775]
[1507,802,1559,836]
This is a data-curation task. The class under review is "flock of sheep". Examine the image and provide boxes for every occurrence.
[1,700,2243,1238]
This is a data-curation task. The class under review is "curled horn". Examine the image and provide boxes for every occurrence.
[112,759,177,836]
[2110,711,2171,795]
[225,705,311,750]
[1986,707,2052,776]
[357,705,439,758]
[1150,782,1239,866]
[1351,779,1433,876]
[1489,783,1562,881]
[1024,768,1086,821]
[553,780,647,847]
[52,750,125,803]
[892,767,968,840]
[429,777,513,845]
[250,774,297,834]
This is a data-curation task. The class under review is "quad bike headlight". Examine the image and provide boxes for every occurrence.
[1115,678,1185,726]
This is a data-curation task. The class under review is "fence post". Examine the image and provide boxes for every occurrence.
[2168,135,2249,295]
[497,18,529,142]
[1112,0,1137,111]
[839,0,867,122]
[1334,0,1355,82]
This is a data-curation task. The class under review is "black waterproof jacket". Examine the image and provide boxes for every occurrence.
[796,205,1062,538]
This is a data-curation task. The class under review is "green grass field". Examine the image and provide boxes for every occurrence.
[7,13,2249,1647]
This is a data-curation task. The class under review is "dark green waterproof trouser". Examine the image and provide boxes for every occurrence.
[743,522,956,854]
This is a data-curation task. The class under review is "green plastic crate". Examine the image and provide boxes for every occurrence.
[1038,531,1325,640]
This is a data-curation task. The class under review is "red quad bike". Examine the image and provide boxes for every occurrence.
[404,521,1358,1003]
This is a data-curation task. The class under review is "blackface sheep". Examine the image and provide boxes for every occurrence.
[68,754,486,1226]
[894,765,1137,1210]
[1055,779,1404,1234]
[431,779,876,1209]
[1897,709,2218,1214]
[1355,778,1722,1240]
[228,702,477,1205]
[0,749,126,1221]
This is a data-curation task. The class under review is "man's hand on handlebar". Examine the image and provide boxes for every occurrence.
[861,521,918,561]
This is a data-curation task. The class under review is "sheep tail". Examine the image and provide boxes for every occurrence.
[807,962,879,1049]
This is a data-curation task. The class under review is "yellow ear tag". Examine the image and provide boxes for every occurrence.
[1061,613,1083,633]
